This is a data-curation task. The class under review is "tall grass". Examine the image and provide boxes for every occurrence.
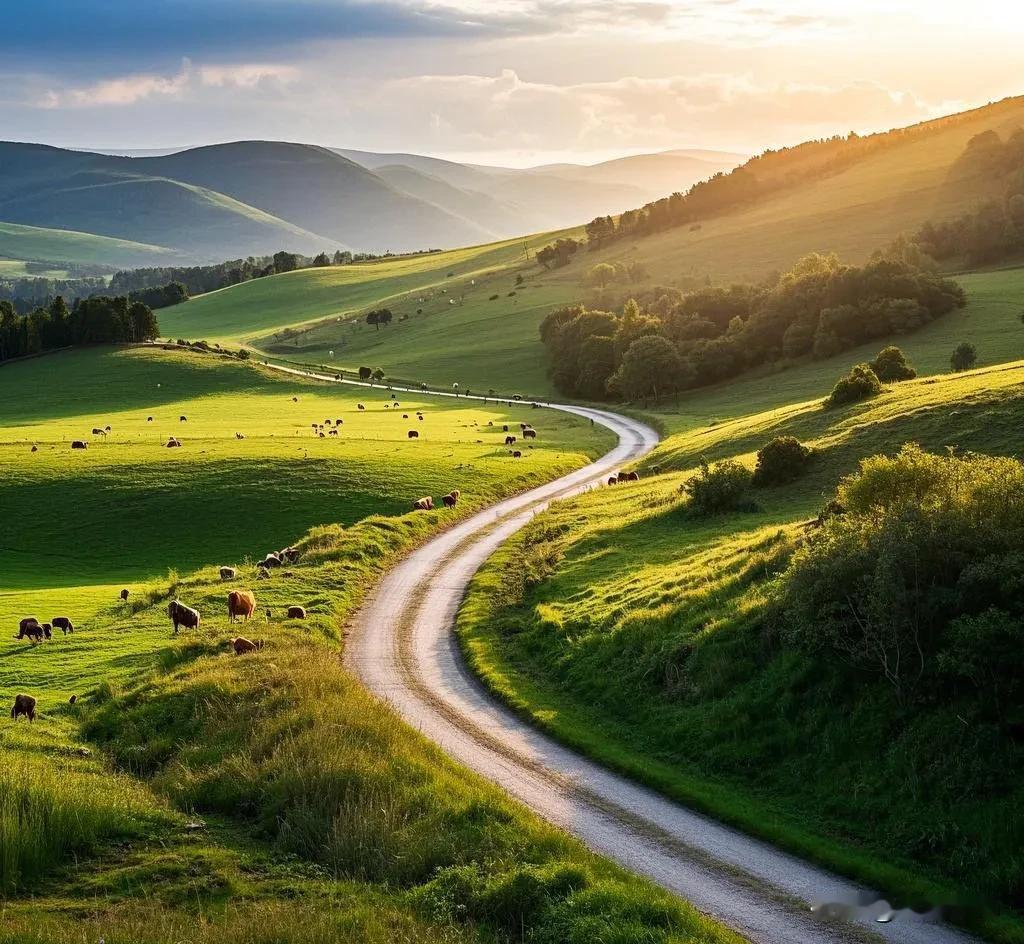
[0,760,149,894]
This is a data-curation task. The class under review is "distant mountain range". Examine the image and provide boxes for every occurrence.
[0,141,744,267]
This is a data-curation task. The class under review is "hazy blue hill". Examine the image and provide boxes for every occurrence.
[146,141,494,252]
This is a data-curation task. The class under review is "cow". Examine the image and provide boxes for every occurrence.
[92,427,106,436]
[311,423,318,429]
[286,605,306,619]
[523,428,537,440]
[120,588,130,602]
[18,617,39,635]
[236,432,245,440]
[357,403,365,410]
[147,416,154,422]
[607,476,618,486]
[40,623,52,639]
[104,425,111,432]
[69,694,77,705]
[292,397,299,402]
[227,590,256,622]
[505,436,516,446]
[442,492,458,508]
[336,419,343,426]
[329,428,338,436]
[11,694,36,722]
[258,554,281,569]
[324,419,332,426]
[412,496,434,511]
[167,599,201,634]
[30,445,38,452]
[318,432,325,438]
[52,616,74,635]
[403,414,409,419]
[408,430,419,439]
[166,437,181,448]
[617,471,640,483]
[502,425,509,432]
[231,636,264,655]
[71,440,88,449]
[512,450,522,458]
[449,489,461,502]
[179,415,187,422]
[280,547,300,563]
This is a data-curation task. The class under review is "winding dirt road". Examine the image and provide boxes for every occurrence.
[265,363,978,944]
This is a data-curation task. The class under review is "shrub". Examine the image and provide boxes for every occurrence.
[682,459,753,515]
[236,348,252,360]
[951,341,977,372]
[776,444,1024,700]
[752,437,814,487]
[825,363,881,407]
[869,345,916,382]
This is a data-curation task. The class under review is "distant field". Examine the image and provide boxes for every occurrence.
[0,220,186,268]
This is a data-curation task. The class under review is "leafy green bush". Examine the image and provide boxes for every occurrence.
[681,459,753,515]
[751,436,814,487]
[777,444,1024,702]
[825,363,881,407]
[951,341,978,372]
[869,345,916,382]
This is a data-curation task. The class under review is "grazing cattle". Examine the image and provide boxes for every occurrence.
[286,605,306,619]
[236,432,245,440]
[18,617,39,635]
[71,440,88,449]
[512,450,522,458]
[617,471,640,483]
[227,590,256,622]
[324,419,332,426]
[502,425,509,432]
[280,547,300,562]
[120,588,129,602]
[318,432,325,438]
[408,429,419,439]
[179,415,187,422]
[231,636,264,655]
[357,403,365,410]
[450,489,461,501]
[504,435,516,446]
[52,616,74,635]
[11,694,36,722]
[69,694,77,705]
[105,425,111,432]
[442,492,458,508]
[292,396,299,402]
[40,623,52,639]
[167,599,201,634]
[220,566,237,581]
[522,428,537,439]
[329,428,338,436]
[335,418,343,426]
[147,416,154,422]
[30,445,37,452]
[402,414,409,419]
[311,423,318,429]
[92,427,106,436]
[258,554,281,569]
[412,496,434,511]
[166,437,181,448]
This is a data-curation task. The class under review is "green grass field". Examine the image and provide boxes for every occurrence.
[457,268,1024,943]
[0,343,740,944]
[0,220,187,269]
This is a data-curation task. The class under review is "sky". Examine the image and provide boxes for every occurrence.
[2,0,1023,166]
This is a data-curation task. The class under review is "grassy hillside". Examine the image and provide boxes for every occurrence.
[457,269,1024,943]
[0,343,739,944]
[0,220,188,268]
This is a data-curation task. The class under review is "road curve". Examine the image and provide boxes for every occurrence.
[264,361,977,944]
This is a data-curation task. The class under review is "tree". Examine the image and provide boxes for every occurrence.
[126,301,160,342]
[869,345,916,383]
[612,335,685,401]
[371,367,385,382]
[313,252,331,267]
[586,263,617,289]
[752,437,814,487]
[273,251,299,273]
[826,364,882,407]
[951,341,977,372]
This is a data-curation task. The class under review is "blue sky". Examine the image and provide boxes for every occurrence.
[2,1,1022,164]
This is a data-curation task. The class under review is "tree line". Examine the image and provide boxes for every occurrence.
[539,252,965,401]
[0,295,159,364]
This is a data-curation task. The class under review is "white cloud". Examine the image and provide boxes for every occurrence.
[40,60,298,108]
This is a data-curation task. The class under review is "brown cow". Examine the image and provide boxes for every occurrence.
[92,427,106,436]
[71,440,88,449]
[52,616,74,635]
[523,428,537,439]
[280,547,300,563]
[30,445,38,452]
[449,489,461,501]
[167,600,201,634]
[231,636,264,655]
[357,403,365,410]
[220,566,237,581]
[11,694,36,722]
[607,476,618,486]
[120,588,130,602]
[442,492,458,508]
[504,435,516,446]
[286,605,306,619]
[329,428,338,436]
[258,553,282,569]
[335,418,343,426]
[502,425,509,432]
[227,590,256,622]
[512,450,522,458]
[147,416,153,422]
[412,496,434,511]
[408,429,419,439]
[617,471,640,483]
[235,432,245,440]
[179,415,187,422]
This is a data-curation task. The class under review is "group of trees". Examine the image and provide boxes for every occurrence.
[128,281,189,309]
[0,295,159,363]
[540,253,965,401]
[914,130,1024,266]
[536,238,580,269]
[365,308,394,330]
[0,276,109,314]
